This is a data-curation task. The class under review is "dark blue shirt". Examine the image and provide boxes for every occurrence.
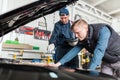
[49,20,75,47]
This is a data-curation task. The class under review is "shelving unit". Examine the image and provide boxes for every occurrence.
[2,48,43,53]
[1,48,54,63]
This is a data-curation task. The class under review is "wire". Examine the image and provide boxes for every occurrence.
[0,31,4,43]
[0,36,3,43]
[43,16,47,31]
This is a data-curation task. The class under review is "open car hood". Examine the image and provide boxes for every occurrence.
[0,63,116,80]
[0,0,77,37]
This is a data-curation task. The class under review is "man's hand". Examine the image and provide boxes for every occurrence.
[48,62,61,68]
[47,44,55,53]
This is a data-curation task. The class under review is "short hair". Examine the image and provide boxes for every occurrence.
[71,19,88,30]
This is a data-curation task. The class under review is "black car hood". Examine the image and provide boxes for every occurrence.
[0,0,77,37]
[0,63,116,80]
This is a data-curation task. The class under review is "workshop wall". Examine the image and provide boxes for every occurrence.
[111,18,120,34]
[0,0,2,13]
[0,0,55,58]
[0,0,120,59]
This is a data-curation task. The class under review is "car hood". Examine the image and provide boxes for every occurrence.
[0,63,116,80]
[0,0,77,37]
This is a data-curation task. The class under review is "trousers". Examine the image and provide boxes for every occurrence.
[54,46,79,68]
[101,61,120,80]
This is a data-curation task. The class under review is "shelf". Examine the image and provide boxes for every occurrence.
[1,48,53,61]
[2,48,43,54]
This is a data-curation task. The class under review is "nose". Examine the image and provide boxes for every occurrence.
[75,33,78,37]
[62,19,66,22]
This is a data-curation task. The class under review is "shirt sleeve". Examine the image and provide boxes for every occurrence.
[49,23,59,46]
[59,45,83,65]
[89,26,111,70]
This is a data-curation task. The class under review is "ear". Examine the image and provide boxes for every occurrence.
[83,24,88,30]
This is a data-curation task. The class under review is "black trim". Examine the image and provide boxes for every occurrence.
[0,0,78,37]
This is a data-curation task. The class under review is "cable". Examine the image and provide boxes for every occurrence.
[0,31,4,43]
[43,16,47,31]
[0,36,3,43]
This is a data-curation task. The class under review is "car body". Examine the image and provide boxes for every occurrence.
[0,63,117,80]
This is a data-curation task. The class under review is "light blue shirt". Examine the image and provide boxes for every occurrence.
[59,26,111,70]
